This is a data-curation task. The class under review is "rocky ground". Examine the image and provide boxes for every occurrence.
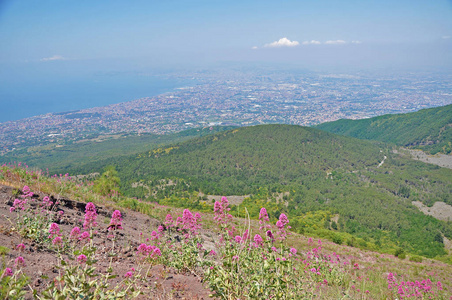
[0,184,212,299]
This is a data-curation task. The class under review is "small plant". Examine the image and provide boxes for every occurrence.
[0,267,29,300]
[0,247,9,257]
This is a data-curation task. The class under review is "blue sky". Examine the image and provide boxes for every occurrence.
[0,0,451,69]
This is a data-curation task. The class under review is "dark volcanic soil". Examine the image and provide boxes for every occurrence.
[0,184,212,299]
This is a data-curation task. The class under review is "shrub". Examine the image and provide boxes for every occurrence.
[409,255,423,263]
[395,247,406,259]
[332,233,343,245]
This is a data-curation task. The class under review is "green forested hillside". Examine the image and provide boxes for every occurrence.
[84,125,384,195]
[316,104,452,154]
[0,126,236,173]
[71,124,452,259]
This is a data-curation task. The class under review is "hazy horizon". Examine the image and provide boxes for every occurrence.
[0,0,451,121]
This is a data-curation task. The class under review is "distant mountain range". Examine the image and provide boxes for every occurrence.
[316,104,452,154]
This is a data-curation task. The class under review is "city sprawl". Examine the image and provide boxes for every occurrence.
[1,70,451,154]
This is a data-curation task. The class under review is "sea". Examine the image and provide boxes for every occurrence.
[0,72,196,123]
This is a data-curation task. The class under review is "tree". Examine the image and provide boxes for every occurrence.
[94,166,121,197]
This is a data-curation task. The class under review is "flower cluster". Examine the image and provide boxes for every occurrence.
[48,222,63,246]
[276,213,290,241]
[48,223,61,239]
[14,256,26,268]
[387,273,444,298]
[10,198,27,212]
[164,214,174,228]
[2,268,13,277]
[107,210,123,231]
[16,243,25,252]
[21,185,34,198]
[259,207,271,231]
[181,209,202,237]
[253,234,263,247]
[213,196,232,226]
[70,227,81,239]
[83,202,98,229]
[77,254,87,264]
[136,243,162,259]
[41,196,53,208]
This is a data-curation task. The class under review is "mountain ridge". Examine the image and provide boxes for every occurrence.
[316,104,452,154]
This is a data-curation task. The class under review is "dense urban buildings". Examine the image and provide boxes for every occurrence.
[1,70,451,154]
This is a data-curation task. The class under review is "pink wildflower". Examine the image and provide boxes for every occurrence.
[83,202,98,229]
[48,223,60,239]
[165,214,174,228]
[21,186,33,198]
[70,227,81,239]
[181,209,201,236]
[52,236,63,246]
[266,230,275,242]
[259,207,271,231]
[14,256,25,268]
[234,236,242,243]
[16,243,25,251]
[12,198,27,211]
[194,212,202,223]
[42,196,53,208]
[153,247,162,256]
[151,230,160,241]
[124,271,133,278]
[2,268,13,277]
[77,254,87,264]
[242,229,249,242]
[137,243,149,256]
[253,234,263,247]
[79,231,90,241]
[213,196,232,226]
[290,247,297,255]
[276,213,290,241]
[279,213,289,226]
[108,210,123,231]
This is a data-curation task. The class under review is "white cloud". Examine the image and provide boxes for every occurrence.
[40,55,66,62]
[264,37,299,48]
[252,46,258,50]
[442,35,451,39]
[302,40,321,45]
[351,40,362,44]
[325,40,347,45]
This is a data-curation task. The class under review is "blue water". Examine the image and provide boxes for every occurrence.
[0,73,195,123]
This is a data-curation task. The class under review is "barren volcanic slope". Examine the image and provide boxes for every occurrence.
[0,184,211,299]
